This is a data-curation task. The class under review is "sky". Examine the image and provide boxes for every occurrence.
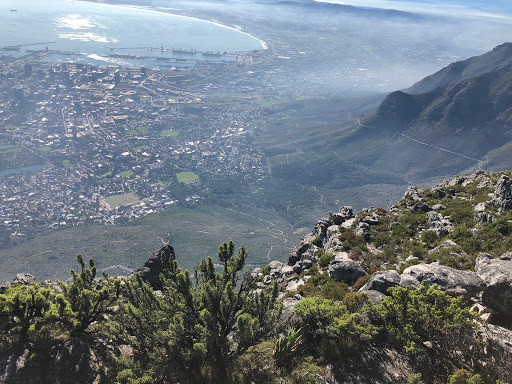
[313,0,512,21]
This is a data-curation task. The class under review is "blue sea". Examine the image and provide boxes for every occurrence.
[0,0,265,68]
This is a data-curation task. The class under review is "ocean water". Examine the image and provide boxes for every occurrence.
[0,0,264,68]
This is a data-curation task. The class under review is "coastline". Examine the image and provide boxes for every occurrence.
[67,0,268,50]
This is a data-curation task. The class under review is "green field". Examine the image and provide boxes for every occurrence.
[104,192,140,209]
[3,124,27,130]
[0,205,303,282]
[62,160,72,167]
[119,170,134,178]
[131,145,150,152]
[160,130,179,137]
[38,146,52,153]
[136,126,150,135]
[176,171,199,184]
[125,130,139,135]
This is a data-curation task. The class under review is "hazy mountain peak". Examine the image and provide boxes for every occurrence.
[406,42,512,94]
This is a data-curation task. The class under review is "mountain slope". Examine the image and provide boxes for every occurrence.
[405,42,512,94]
[259,43,512,191]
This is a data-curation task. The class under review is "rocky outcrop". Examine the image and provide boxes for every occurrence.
[134,244,176,290]
[360,270,400,295]
[12,273,35,285]
[330,206,354,225]
[426,211,453,236]
[493,175,512,211]
[476,253,512,319]
[328,258,366,284]
[400,262,485,300]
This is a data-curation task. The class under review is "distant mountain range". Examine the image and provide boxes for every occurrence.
[258,42,512,192]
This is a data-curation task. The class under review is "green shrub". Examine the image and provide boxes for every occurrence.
[317,251,334,268]
[421,230,439,248]
[311,236,323,247]
[373,231,391,248]
[319,280,348,300]
[442,200,475,226]
[449,226,480,254]
[338,230,366,251]
[448,369,483,384]
[376,282,477,353]
[294,295,377,359]
[400,211,427,228]
[407,373,424,384]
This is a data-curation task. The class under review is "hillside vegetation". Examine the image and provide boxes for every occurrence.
[1,171,512,383]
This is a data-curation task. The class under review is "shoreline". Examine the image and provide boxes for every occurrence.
[68,0,268,50]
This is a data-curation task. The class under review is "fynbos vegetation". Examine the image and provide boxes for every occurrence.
[1,171,512,383]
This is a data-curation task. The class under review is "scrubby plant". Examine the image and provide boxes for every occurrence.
[273,327,302,375]
[376,282,477,354]
[317,250,334,268]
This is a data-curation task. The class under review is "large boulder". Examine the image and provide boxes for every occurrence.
[400,262,484,300]
[359,270,400,295]
[493,175,512,211]
[134,244,176,290]
[13,273,35,285]
[475,253,512,319]
[268,260,294,278]
[426,211,453,236]
[313,217,332,238]
[330,206,354,225]
[328,259,366,284]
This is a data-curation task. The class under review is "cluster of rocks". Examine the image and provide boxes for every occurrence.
[252,171,512,327]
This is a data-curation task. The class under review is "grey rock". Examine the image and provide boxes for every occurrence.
[313,217,331,238]
[281,294,303,320]
[134,244,176,290]
[12,273,35,285]
[428,240,458,254]
[449,176,466,186]
[400,262,485,300]
[251,267,262,278]
[293,258,313,274]
[355,221,370,240]
[431,187,446,197]
[292,262,303,274]
[426,212,453,236]
[475,253,512,318]
[286,278,304,291]
[328,259,366,284]
[330,206,354,225]
[474,211,495,225]
[327,225,340,236]
[477,179,491,189]
[412,202,431,213]
[474,201,491,212]
[360,270,400,294]
[324,235,344,253]
[288,251,300,266]
[361,214,380,225]
[426,211,442,221]
[301,245,320,263]
[403,186,423,201]
[364,290,387,304]
[431,204,446,210]
[493,175,512,211]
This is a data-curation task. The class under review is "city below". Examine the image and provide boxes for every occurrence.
[0,47,278,243]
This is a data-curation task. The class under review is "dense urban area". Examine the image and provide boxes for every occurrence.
[0,47,290,244]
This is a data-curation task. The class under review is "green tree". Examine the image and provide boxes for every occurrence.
[119,241,281,383]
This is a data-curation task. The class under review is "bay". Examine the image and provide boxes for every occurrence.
[0,0,265,68]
